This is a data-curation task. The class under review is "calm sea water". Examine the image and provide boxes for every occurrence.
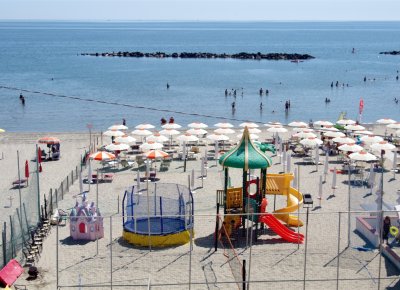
[0,21,400,132]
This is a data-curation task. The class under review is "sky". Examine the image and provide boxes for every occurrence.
[1,0,400,21]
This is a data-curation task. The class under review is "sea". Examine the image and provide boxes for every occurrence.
[0,21,400,132]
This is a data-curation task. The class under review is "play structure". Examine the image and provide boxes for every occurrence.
[122,183,194,247]
[69,197,104,240]
[218,127,304,244]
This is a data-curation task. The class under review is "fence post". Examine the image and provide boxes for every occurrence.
[66,176,69,191]
[214,203,220,252]
[242,259,246,290]
[110,216,113,289]
[61,181,64,199]
[49,189,53,215]
[55,189,58,208]
[2,222,7,266]
[9,216,15,259]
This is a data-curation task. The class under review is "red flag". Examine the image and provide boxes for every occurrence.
[37,147,42,163]
[24,160,29,179]
[359,98,364,114]
[39,163,42,173]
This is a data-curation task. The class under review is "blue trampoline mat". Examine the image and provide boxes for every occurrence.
[124,217,188,235]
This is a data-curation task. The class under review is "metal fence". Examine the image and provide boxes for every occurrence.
[55,211,400,290]
[0,150,88,268]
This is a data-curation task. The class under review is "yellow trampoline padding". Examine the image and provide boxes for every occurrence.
[123,229,193,247]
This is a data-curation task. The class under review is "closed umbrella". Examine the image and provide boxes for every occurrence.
[79,170,83,194]
[37,147,42,163]
[24,160,29,185]
[323,152,329,182]
[315,147,320,171]
[392,150,397,179]
[331,167,337,196]
[188,122,208,129]
[368,164,376,190]
[286,153,291,173]
[318,175,323,203]
[292,167,298,189]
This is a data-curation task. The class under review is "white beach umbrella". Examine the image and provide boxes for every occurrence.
[354,130,374,136]
[349,151,377,162]
[214,128,236,135]
[103,129,125,137]
[135,123,155,130]
[370,141,396,152]
[323,131,345,138]
[300,137,323,148]
[139,141,163,152]
[314,120,334,127]
[337,119,356,125]
[214,122,234,128]
[319,125,339,132]
[239,122,259,128]
[187,128,208,136]
[131,128,153,136]
[293,131,317,139]
[264,122,282,127]
[288,121,308,128]
[292,127,314,133]
[147,133,169,143]
[108,124,128,130]
[267,126,288,133]
[344,124,366,131]
[188,122,208,129]
[240,128,262,134]
[114,135,136,144]
[387,123,400,130]
[360,135,384,145]
[177,133,199,143]
[236,133,259,140]
[376,118,396,124]
[105,142,130,151]
[332,136,355,144]
[207,133,229,142]
[338,143,363,152]
[162,123,182,129]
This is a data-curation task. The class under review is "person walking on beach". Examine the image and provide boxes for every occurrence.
[225,89,228,96]
[19,93,25,105]
[383,216,391,245]
[260,102,263,110]
[259,88,263,96]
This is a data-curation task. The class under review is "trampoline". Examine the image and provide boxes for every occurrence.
[122,183,194,247]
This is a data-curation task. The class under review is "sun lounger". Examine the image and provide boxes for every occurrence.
[12,179,27,188]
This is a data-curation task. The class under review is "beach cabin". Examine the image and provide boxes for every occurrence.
[70,199,104,241]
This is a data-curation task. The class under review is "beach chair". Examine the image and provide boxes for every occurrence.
[22,249,35,267]
[12,179,27,189]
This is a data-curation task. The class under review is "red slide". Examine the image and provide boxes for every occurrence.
[259,213,304,244]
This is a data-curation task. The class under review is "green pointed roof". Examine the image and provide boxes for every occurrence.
[219,127,272,170]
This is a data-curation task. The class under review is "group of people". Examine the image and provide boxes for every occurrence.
[259,88,269,96]
[225,88,244,98]
[160,117,175,125]
[331,81,349,88]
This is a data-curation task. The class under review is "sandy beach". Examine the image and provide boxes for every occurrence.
[1,123,400,289]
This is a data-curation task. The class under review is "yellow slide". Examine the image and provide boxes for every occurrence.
[266,173,304,227]
[273,187,304,227]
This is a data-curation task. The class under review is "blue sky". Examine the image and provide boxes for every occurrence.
[2,0,400,21]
